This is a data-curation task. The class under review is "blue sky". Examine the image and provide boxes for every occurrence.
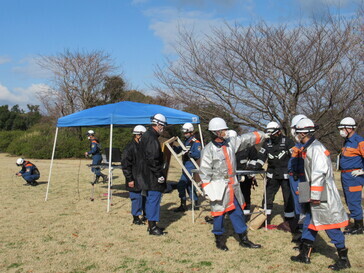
[0,0,361,110]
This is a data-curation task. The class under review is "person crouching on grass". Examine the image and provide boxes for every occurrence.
[199,117,266,251]
[290,118,350,271]
[16,158,40,186]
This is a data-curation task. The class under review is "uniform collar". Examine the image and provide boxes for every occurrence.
[212,139,228,148]
[303,136,315,150]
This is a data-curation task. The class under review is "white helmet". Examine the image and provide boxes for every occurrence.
[182,123,194,133]
[151,113,167,126]
[86,130,95,136]
[295,118,316,133]
[208,117,228,131]
[337,117,356,129]
[133,125,147,135]
[16,158,24,166]
[291,114,307,128]
[266,121,281,135]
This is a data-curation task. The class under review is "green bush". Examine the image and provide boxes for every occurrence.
[4,123,134,159]
[0,130,25,152]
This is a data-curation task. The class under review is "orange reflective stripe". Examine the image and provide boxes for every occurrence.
[201,183,210,188]
[241,202,246,210]
[211,205,236,217]
[349,185,363,192]
[253,131,261,144]
[222,145,235,210]
[311,186,324,192]
[342,147,361,157]
[291,147,301,158]
[341,169,360,173]
[308,220,349,231]
[324,150,330,156]
[302,151,307,159]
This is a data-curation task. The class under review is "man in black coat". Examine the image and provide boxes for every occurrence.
[139,113,167,235]
[250,121,295,224]
[121,125,147,225]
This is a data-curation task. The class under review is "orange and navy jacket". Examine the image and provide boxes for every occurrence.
[88,137,101,155]
[339,133,364,171]
[19,161,39,175]
[288,143,305,175]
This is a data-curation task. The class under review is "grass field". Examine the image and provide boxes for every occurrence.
[0,153,363,273]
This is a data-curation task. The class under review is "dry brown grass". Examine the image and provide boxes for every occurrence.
[0,153,363,273]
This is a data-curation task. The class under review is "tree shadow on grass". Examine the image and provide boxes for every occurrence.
[159,202,186,230]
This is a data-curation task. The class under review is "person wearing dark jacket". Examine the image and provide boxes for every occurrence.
[121,125,147,225]
[250,121,295,224]
[139,113,167,235]
[236,145,258,215]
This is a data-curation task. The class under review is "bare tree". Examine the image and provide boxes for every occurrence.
[37,49,117,118]
[155,16,363,142]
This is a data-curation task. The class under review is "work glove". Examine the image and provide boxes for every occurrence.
[352,169,364,177]
[157,176,165,184]
[239,175,245,183]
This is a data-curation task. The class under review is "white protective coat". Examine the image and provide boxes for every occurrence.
[199,131,265,216]
[302,138,349,230]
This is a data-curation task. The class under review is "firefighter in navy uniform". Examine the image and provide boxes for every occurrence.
[16,158,40,186]
[121,125,147,225]
[337,117,364,235]
[250,121,295,224]
[173,123,202,212]
[84,130,107,184]
[236,146,258,215]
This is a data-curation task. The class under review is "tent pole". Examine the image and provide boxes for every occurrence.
[107,124,113,212]
[45,127,59,201]
[198,124,204,148]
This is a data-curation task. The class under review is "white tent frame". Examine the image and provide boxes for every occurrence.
[45,123,204,213]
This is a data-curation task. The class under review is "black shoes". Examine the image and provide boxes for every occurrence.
[291,240,313,264]
[328,248,351,271]
[174,199,187,212]
[148,221,166,236]
[215,235,229,251]
[238,232,262,248]
[343,219,363,235]
[132,216,145,225]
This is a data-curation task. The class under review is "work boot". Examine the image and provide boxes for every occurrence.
[148,221,165,236]
[174,199,187,212]
[141,214,147,222]
[30,181,39,186]
[291,240,313,264]
[132,215,145,225]
[191,200,199,211]
[101,174,108,184]
[93,175,100,184]
[215,235,229,251]
[328,248,351,271]
[238,232,262,248]
[343,219,363,235]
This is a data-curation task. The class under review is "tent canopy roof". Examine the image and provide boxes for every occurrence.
[57,101,200,127]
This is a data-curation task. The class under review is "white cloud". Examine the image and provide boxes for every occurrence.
[12,56,51,78]
[0,83,48,109]
[144,7,243,54]
[0,56,11,64]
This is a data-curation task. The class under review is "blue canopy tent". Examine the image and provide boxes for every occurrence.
[45,101,203,212]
